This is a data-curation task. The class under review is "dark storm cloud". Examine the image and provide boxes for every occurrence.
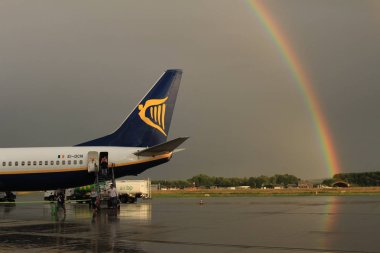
[0,0,378,179]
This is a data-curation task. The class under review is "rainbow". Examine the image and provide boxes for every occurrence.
[246,0,340,175]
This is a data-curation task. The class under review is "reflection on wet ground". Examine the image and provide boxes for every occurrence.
[0,195,380,253]
[0,198,150,252]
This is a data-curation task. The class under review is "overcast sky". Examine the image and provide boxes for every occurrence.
[0,0,379,179]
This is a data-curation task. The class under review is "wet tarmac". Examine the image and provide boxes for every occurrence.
[0,194,380,253]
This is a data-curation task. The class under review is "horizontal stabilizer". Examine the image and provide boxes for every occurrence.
[134,137,189,157]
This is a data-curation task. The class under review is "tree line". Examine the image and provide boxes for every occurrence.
[152,171,380,188]
[152,174,300,189]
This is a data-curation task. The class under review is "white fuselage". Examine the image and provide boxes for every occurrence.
[0,146,171,191]
[0,147,138,174]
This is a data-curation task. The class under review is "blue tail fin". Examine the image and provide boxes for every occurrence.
[76,69,182,147]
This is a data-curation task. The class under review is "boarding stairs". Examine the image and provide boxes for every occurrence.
[94,166,117,209]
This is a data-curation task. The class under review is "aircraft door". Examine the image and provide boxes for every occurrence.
[87,151,99,173]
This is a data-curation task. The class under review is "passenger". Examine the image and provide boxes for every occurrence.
[108,184,118,209]
[100,156,108,176]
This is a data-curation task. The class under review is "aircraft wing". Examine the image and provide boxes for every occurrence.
[134,137,189,157]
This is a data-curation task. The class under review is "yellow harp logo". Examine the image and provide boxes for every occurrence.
[138,97,168,136]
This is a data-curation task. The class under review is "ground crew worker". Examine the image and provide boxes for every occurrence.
[90,188,98,210]
[56,190,66,214]
[109,184,118,209]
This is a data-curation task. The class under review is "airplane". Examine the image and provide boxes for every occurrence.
[0,69,187,192]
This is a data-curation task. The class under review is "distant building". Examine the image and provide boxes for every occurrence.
[317,184,332,189]
[151,184,159,191]
[236,186,250,189]
[332,181,350,188]
[298,180,313,189]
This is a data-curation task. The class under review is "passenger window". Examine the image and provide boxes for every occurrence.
[15,161,18,166]
[2,162,5,166]
[45,161,48,166]
[50,161,54,166]
[56,161,60,165]
[68,160,71,165]
[39,161,42,166]
[79,160,83,165]
[73,160,77,165]
[28,161,31,166]
[22,161,25,166]
[33,161,37,166]
[62,160,66,165]
[8,162,12,166]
